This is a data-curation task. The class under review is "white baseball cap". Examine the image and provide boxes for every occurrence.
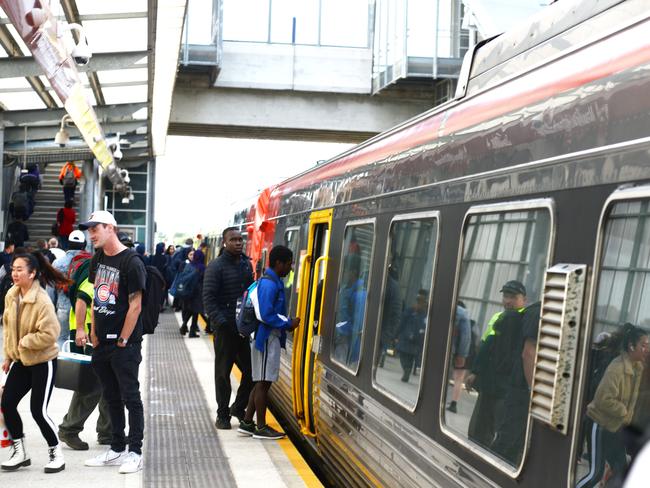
[79,210,117,230]
[68,230,86,243]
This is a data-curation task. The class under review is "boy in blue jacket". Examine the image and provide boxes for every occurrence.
[238,245,300,439]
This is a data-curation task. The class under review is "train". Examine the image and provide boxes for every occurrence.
[212,1,650,486]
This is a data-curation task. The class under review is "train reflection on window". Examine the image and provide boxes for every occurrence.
[373,216,438,408]
[574,200,650,488]
[331,223,374,372]
[284,228,300,320]
[443,208,551,468]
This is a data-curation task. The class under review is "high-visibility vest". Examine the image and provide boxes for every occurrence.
[68,277,93,332]
[481,307,526,341]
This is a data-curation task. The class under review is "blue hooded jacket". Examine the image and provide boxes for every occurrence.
[254,267,291,352]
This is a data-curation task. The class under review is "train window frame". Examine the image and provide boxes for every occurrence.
[330,218,377,376]
[439,198,556,478]
[567,184,650,488]
[370,211,441,412]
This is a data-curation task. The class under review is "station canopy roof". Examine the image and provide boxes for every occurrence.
[0,0,186,162]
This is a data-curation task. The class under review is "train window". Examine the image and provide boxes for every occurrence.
[372,212,439,410]
[573,198,650,488]
[441,201,553,471]
[331,221,375,373]
[284,228,300,320]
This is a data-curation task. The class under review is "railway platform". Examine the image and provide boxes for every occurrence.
[0,310,321,488]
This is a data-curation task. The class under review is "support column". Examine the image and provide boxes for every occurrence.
[0,116,4,242]
[146,158,156,252]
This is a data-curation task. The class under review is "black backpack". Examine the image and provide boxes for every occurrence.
[0,263,13,314]
[11,191,28,217]
[92,249,166,335]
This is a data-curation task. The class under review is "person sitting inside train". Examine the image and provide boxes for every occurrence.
[334,254,366,366]
[465,280,527,450]
[396,289,428,383]
[576,324,648,488]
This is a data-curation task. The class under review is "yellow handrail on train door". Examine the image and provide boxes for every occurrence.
[301,254,328,436]
[292,252,312,420]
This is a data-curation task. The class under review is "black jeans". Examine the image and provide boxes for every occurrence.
[92,342,144,454]
[1,360,59,447]
[213,324,253,419]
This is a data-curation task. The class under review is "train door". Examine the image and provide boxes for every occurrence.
[292,209,332,436]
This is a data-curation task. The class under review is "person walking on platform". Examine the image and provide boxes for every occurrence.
[53,230,91,347]
[58,247,111,450]
[1,251,71,473]
[48,238,65,261]
[239,246,300,439]
[58,161,82,204]
[178,249,206,338]
[80,211,147,474]
[203,227,254,429]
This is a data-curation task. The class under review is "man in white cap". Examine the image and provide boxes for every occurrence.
[77,210,147,474]
[52,230,91,348]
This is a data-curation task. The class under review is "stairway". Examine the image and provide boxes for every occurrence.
[25,162,81,246]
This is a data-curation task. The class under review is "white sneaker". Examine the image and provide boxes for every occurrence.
[85,448,127,467]
[118,451,142,474]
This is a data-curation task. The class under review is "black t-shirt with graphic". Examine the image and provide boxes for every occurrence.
[89,248,147,343]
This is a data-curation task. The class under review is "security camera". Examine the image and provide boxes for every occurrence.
[110,143,123,161]
[65,23,92,66]
[121,196,130,205]
[71,39,91,66]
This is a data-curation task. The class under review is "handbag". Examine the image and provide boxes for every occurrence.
[0,373,11,448]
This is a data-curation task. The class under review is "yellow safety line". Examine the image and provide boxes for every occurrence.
[199,317,322,487]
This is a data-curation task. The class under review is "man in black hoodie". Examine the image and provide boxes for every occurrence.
[203,227,254,429]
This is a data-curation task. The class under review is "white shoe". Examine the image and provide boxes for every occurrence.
[44,445,65,473]
[118,451,143,474]
[1,437,31,471]
[85,448,127,467]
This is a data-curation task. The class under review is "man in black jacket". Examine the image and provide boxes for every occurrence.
[203,227,254,429]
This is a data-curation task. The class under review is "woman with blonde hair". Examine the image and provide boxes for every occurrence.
[1,251,71,473]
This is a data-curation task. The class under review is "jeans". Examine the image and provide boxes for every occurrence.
[92,342,144,454]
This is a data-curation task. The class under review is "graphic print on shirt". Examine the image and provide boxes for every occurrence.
[94,263,119,317]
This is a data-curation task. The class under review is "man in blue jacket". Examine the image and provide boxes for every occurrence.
[238,245,300,440]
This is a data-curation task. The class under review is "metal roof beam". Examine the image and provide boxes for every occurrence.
[0,51,149,79]
[2,102,148,126]
[0,12,148,24]
[60,0,105,105]
[3,120,148,143]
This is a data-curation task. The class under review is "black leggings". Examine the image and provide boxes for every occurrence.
[1,360,59,447]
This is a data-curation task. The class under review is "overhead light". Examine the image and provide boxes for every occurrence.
[129,193,135,201]
[54,114,73,147]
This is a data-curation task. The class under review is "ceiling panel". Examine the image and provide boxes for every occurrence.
[0,76,31,90]
[97,67,148,85]
[83,18,148,53]
[0,91,47,110]
[75,0,148,15]
[102,85,148,104]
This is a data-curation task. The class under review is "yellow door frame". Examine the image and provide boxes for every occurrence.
[292,209,332,435]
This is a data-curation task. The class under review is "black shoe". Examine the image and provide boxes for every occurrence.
[215,417,232,430]
[237,420,256,437]
[447,401,457,413]
[179,324,188,335]
[188,332,199,338]
[253,424,285,440]
[58,432,89,451]
[401,374,410,383]
[229,406,246,422]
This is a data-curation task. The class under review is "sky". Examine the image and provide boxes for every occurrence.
[154,136,352,239]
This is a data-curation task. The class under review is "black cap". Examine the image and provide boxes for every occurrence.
[500,280,526,296]
[117,231,134,248]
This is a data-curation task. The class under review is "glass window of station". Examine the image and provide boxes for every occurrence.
[284,228,300,319]
[442,203,552,469]
[331,222,375,373]
[223,0,370,47]
[573,198,650,487]
[373,213,439,409]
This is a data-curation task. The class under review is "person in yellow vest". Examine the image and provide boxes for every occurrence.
[58,266,111,450]
[465,280,527,449]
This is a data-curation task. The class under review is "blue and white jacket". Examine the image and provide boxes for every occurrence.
[254,268,291,352]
